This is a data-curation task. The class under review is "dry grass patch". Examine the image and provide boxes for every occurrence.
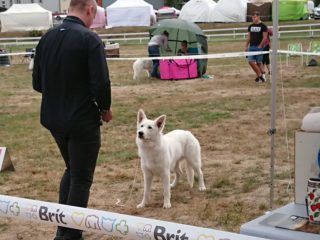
[0,37,319,239]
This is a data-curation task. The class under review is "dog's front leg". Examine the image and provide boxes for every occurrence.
[162,173,171,209]
[137,170,153,208]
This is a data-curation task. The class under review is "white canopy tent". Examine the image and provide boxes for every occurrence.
[0,3,53,32]
[179,0,217,22]
[106,0,156,27]
[307,0,315,15]
[211,0,247,22]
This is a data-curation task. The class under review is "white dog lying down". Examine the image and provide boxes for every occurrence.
[133,59,152,80]
[136,109,206,209]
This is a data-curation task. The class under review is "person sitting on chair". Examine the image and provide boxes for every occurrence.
[177,40,189,56]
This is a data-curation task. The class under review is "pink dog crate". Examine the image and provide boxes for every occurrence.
[160,59,198,80]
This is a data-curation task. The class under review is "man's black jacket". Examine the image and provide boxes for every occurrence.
[33,16,111,134]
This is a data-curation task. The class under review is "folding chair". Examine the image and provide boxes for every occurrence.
[306,41,320,65]
[20,48,35,64]
[286,43,303,66]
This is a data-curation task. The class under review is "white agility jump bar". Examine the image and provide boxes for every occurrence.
[0,50,269,60]
[0,194,269,240]
[108,50,319,61]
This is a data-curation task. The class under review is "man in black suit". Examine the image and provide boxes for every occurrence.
[32,0,112,239]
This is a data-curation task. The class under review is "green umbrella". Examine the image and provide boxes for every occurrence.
[149,18,207,55]
[150,18,204,38]
[149,19,208,75]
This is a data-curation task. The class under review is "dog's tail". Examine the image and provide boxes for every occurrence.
[185,163,194,188]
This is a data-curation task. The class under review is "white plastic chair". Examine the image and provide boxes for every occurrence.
[306,41,320,65]
[286,43,303,66]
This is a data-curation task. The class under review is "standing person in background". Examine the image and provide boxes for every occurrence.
[148,30,171,78]
[245,11,268,83]
[262,27,273,76]
[32,0,112,239]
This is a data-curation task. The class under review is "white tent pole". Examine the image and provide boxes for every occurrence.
[269,0,279,210]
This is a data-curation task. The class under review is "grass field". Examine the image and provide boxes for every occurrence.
[0,24,320,239]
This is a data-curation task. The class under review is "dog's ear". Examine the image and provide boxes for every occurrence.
[155,115,166,131]
[137,109,146,124]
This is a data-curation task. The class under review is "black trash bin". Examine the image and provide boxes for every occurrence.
[0,49,11,67]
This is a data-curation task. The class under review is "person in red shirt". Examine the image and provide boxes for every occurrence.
[262,27,273,76]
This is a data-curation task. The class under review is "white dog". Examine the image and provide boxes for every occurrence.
[133,59,152,80]
[136,109,206,209]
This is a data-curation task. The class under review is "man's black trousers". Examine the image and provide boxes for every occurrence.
[51,125,101,240]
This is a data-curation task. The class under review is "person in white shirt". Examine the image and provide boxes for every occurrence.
[148,30,170,78]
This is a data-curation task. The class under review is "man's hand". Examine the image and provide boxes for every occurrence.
[102,108,112,123]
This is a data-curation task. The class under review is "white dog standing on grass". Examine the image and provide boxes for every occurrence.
[133,59,152,80]
[136,109,206,209]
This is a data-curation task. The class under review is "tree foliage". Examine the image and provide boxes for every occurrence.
[165,0,184,9]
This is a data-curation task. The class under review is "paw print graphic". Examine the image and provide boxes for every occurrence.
[116,220,129,235]
[9,202,20,216]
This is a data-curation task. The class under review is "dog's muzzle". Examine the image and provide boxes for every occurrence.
[138,131,144,139]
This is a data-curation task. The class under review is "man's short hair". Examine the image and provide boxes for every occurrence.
[70,0,96,10]
[252,11,260,16]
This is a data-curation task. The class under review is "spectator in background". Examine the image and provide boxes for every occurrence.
[245,11,268,83]
[262,27,273,76]
[148,30,171,78]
